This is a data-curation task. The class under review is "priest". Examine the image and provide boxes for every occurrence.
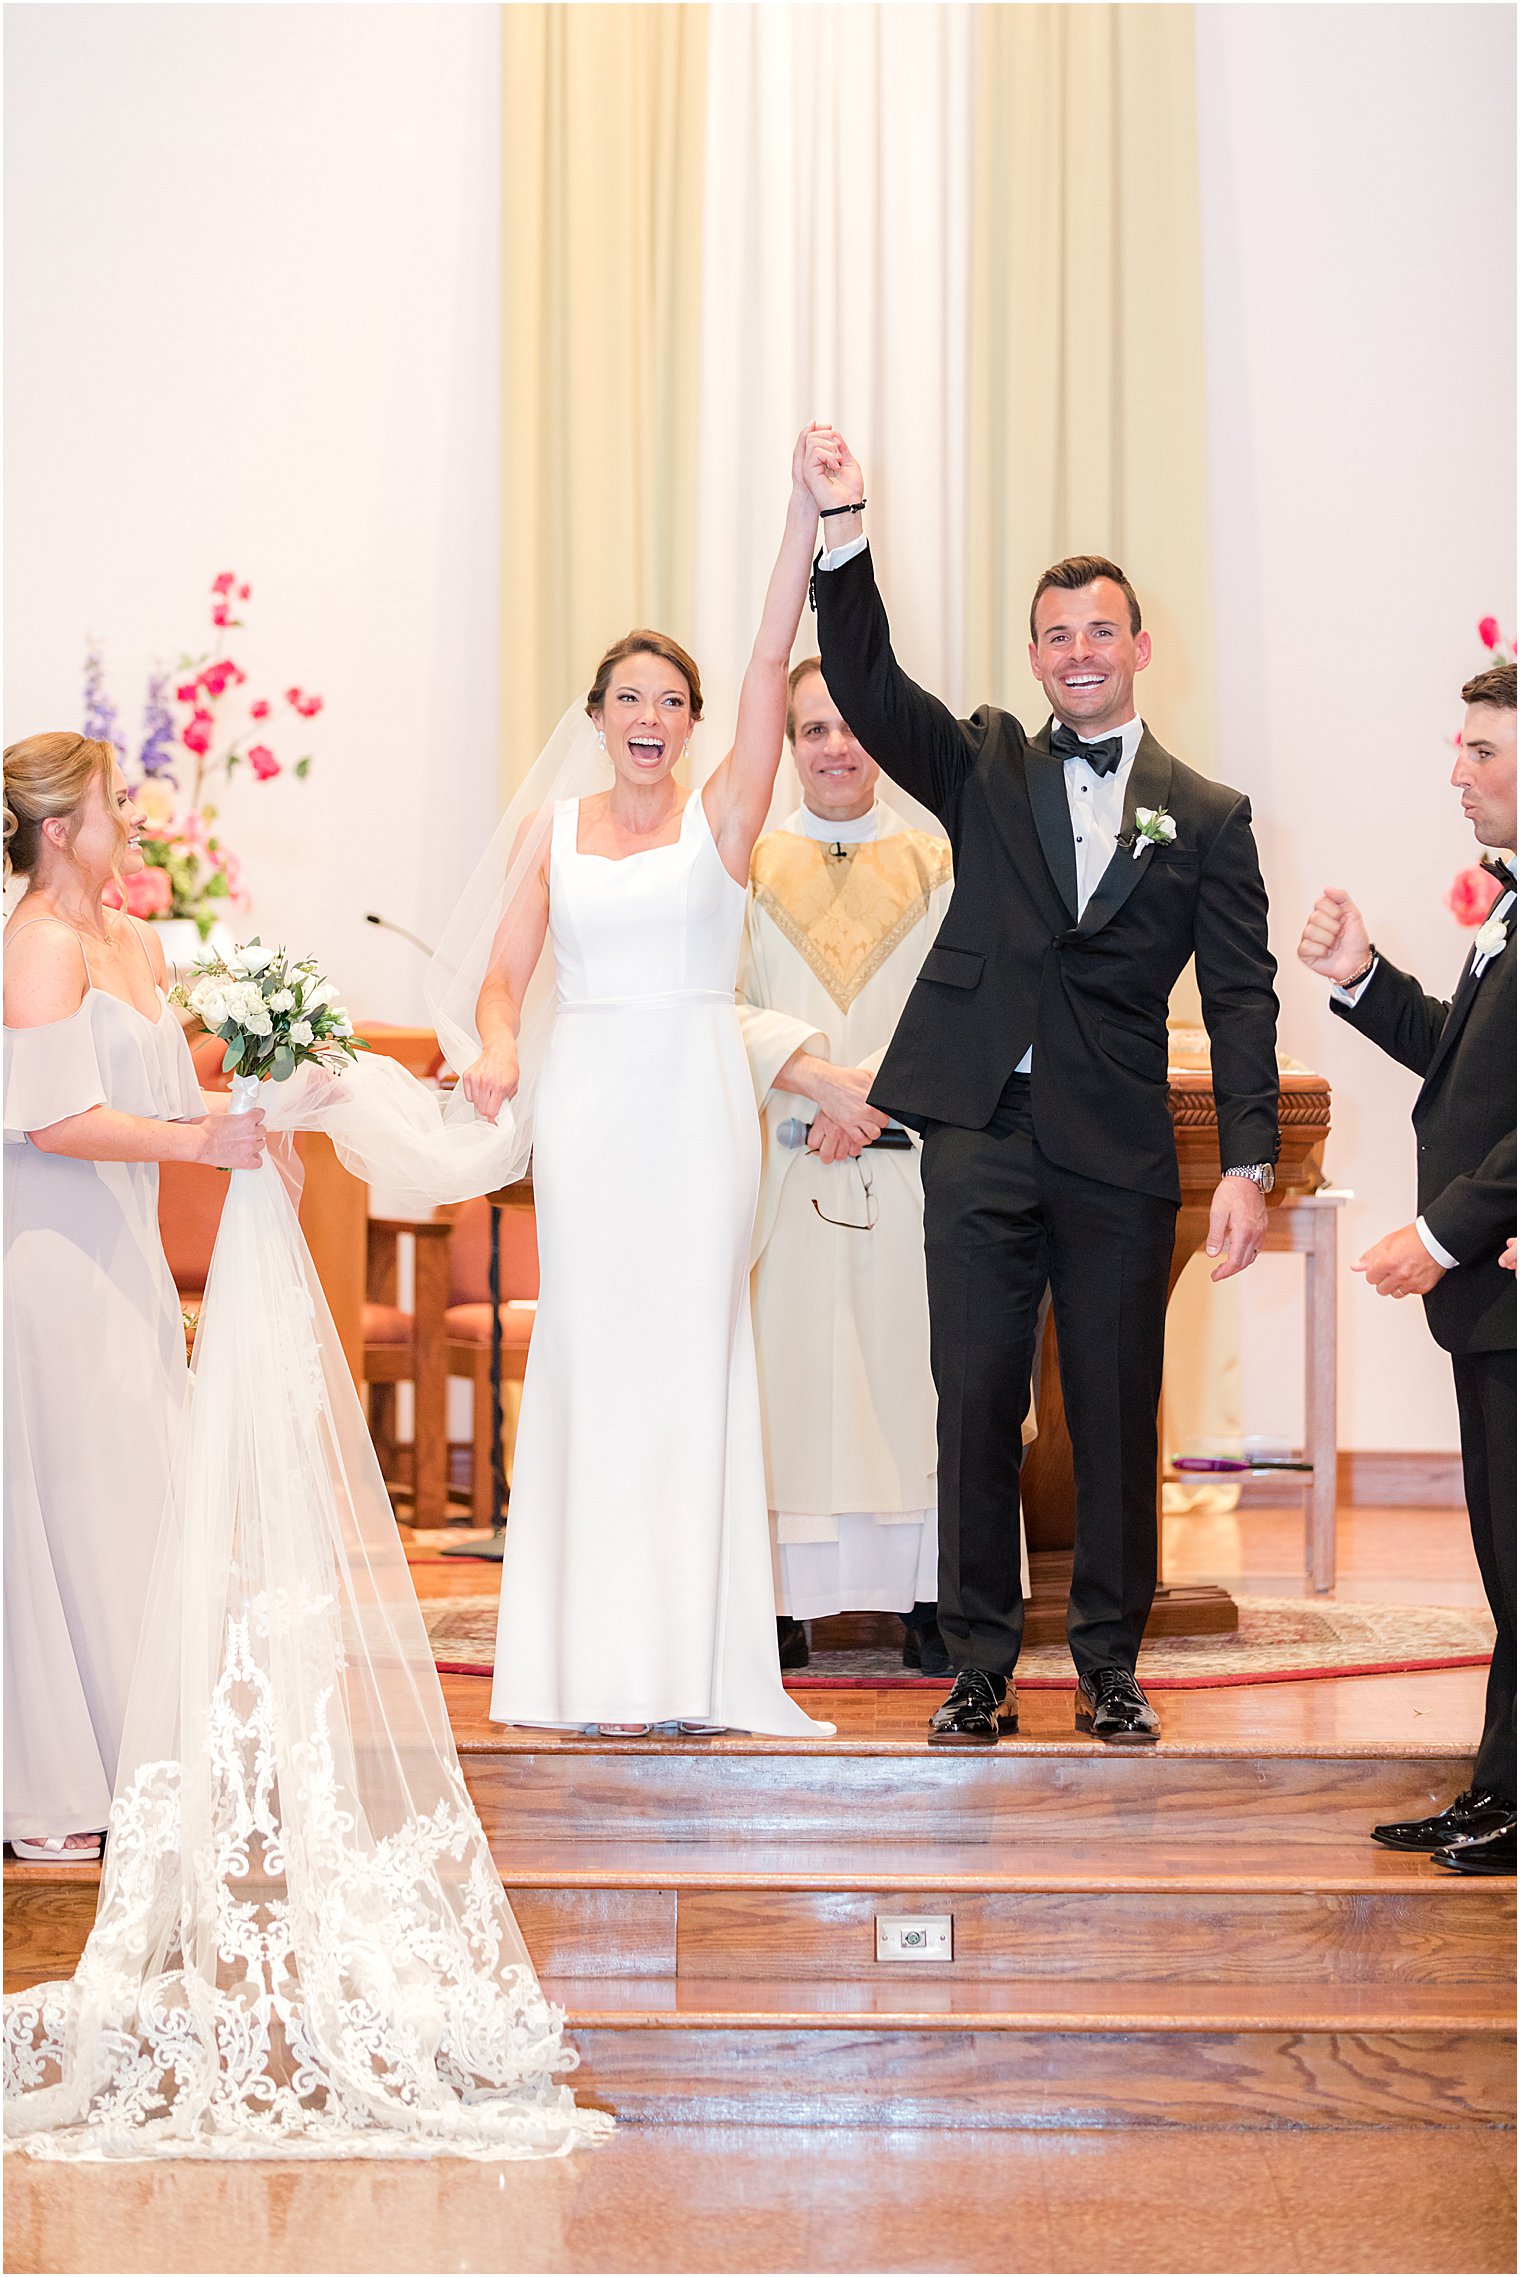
[737,658,1031,1675]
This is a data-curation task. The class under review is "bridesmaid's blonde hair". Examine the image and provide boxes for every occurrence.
[3,733,121,882]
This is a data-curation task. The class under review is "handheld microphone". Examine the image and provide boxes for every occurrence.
[364,912,436,959]
[777,1117,913,1151]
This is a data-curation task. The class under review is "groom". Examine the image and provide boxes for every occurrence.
[803,433,1280,1746]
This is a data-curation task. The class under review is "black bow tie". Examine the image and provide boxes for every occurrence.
[1480,854,1516,899]
[1051,721,1124,778]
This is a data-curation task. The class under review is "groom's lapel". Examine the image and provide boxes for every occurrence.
[1074,730,1175,940]
[1020,724,1080,922]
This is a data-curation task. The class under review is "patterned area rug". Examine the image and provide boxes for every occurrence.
[423,1597,1495,1690]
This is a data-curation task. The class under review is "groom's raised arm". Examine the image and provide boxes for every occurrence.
[813,547,979,825]
[801,433,980,825]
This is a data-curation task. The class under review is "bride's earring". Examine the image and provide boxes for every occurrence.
[596,729,606,751]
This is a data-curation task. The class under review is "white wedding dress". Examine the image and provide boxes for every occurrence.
[489,795,832,1739]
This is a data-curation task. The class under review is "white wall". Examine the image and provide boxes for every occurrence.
[1195,2,1516,1455]
[4,3,502,1025]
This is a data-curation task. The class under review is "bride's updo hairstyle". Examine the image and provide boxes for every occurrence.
[586,631,704,724]
[3,732,120,883]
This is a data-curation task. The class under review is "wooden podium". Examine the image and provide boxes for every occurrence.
[1018,1031,1332,1643]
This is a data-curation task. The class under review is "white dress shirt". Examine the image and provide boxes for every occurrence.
[1009,716,1143,1075]
[1333,857,1516,1272]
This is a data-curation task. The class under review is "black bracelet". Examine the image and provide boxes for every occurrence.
[820,500,866,519]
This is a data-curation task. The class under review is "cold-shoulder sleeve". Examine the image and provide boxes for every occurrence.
[3,1012,109,1143]
[162,1021,206,1122]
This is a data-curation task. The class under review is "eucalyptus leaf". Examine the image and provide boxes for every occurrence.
[221,1038,244,1073]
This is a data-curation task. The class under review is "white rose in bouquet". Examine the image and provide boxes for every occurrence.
[289,1018,315,1047]
[268,988,296,1013]
[228,943,277,979]
[189,979,230,1028]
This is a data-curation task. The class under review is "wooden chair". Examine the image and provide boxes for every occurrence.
[364,1209,455,1525]
[158,1159,227,1342]
[445,1197,540,1522]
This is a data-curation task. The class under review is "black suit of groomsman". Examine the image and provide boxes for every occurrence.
[1303,664,1516,1873]
[808,495,1280,1743]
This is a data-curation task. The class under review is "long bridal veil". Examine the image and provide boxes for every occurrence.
[3,705,630,2161]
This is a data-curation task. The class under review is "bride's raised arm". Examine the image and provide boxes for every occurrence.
[703,425,828,882]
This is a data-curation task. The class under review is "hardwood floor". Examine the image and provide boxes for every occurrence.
[4,2122,1514,2274]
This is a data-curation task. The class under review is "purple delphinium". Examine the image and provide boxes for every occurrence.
[82,643,127,760]
[138,671,179,780]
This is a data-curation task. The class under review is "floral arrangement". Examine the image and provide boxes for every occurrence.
[174,939,366,1084]
[1447,615,1514,930]
[90,573,324,936]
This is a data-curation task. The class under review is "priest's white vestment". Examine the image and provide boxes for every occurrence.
[737,803,1031,1620]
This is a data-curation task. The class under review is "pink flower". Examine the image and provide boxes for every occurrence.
[237,584,251,601]
[285,686,323,720]
[247,744,281,781]
[1478,616,1502,650]
[1446,865,1503,929]
[211,572,237,596]
[211,602,232,629]
[175,680,199,704]
[103,865,173,919]
[201,660,234,698]
[249,698,270,721]
[182,709,214,758]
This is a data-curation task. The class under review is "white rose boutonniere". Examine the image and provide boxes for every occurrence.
[1131,807,1177,860]
[1474,913,1510,961]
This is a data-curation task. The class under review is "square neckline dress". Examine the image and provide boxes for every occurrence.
[488,794,832,1737]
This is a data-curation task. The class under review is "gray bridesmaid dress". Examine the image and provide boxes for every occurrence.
[3,928,203,1840]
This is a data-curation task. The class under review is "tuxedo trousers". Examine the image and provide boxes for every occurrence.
[1451,1347,1516,1805]
[920,1077,1178,1679]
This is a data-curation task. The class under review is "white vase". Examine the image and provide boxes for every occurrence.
[150,915,235,980]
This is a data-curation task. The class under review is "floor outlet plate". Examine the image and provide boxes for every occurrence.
[875,1913,953,1961]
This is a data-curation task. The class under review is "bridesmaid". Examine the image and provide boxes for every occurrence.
[3,734,265,1861]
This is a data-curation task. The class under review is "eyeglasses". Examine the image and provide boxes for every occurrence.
[811,1154,877,1233]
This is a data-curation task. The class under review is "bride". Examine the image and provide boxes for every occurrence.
[453,429,836,1741]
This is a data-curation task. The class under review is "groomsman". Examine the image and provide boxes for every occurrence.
[803,432,1280,1747]
[737,660,1031,1678]
[1299,663,1516,1875]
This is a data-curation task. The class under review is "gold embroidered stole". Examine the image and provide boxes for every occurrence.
[750,829,952,1012]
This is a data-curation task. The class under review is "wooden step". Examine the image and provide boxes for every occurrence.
[10,1838,1511,1994]
[459,1737,1481,1850]
[549,1975,1515,2130]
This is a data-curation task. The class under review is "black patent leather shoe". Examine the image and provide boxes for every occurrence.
[928,1670,1017,1747]
[1370,1787,1512,1853]
[902,1613,952,1679]
[1434,1817,1517,1876]
[1076,1666,1160,1745]
[776,1617,810,1672]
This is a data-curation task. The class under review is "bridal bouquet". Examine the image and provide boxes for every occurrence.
[173,939,367,1083]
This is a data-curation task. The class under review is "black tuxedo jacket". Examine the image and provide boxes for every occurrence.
[815,546,1280,1205]
[1332,918,1516,1355]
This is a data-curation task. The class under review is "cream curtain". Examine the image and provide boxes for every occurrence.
[968,3,1214,769]
[967,4,1235,1498]
[691,3,974,817]
[499,4,708,787]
